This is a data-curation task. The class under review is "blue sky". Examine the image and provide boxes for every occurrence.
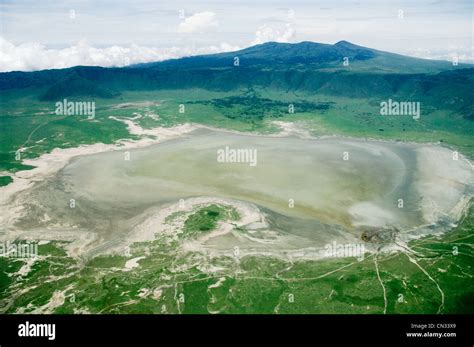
[0,0,472,71]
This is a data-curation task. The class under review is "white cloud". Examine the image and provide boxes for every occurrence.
[178,12,218,34]
[404,47,474,63]
[251,23,296,45]
[0,37,239,72]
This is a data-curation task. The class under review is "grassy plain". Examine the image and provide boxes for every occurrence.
[0,87,472,313]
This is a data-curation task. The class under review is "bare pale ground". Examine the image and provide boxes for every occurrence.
[0,123,197,255]
[124,256,146,271]
[0,123,196,206]
[0,119,472,261]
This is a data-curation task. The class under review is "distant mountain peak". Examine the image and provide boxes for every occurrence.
[334,40,360,48]
[335,40,352,45]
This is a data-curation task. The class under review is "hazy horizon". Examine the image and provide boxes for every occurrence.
[1,0,472,72]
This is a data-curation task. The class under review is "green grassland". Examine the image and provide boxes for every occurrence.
[1,85,473,313]
[0,201,472,314]
[2,87,473,174]
[182,204,240,238]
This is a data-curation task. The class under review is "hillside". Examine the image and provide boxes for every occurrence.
[1,41,472,120]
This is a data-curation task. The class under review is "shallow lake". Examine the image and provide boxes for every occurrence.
[15,128,473,254]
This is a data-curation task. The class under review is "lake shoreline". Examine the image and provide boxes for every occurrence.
[0,119,472,260]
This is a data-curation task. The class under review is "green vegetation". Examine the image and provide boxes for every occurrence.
[0,42,472,314]
[194,88,332,123]
[0,202,472,314]
[1,42,473,172]
[182,204,240,238]
[0,176,13,186]
[2,86,472,174]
